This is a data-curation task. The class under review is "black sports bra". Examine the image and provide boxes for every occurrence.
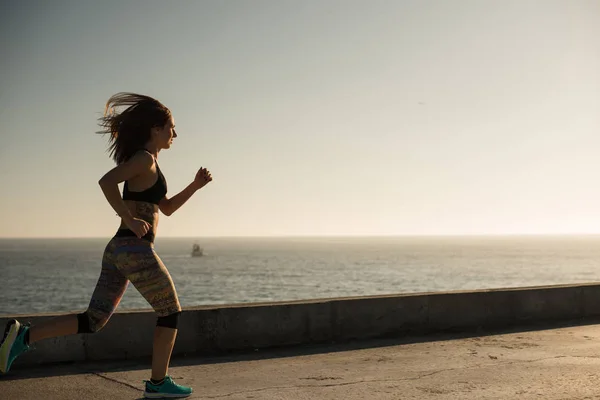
[122,152,167,205]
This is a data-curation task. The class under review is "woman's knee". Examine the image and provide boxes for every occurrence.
[156,311,181,329]
[77,311,109,334]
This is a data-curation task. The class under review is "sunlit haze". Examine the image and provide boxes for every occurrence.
[1,0,599,238]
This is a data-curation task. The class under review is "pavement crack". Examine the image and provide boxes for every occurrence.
[205,373,454,398]
[91,372,140,392]
[205,382,370,398]
[203,356,586,399]
[501,355,567,365]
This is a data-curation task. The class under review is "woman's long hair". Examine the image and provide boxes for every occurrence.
[97,93,171,164]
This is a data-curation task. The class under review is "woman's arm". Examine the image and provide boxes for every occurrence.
[159,167,212,216]
[98,151,154,236]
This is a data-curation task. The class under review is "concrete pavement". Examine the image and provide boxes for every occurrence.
[3,321,600,399]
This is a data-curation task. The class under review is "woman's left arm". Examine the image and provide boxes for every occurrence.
[159,167,213,216]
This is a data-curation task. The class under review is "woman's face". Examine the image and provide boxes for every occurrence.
[153,116,177,150]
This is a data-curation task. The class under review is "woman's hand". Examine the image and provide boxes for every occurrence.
[123,215,151,238]
[192,167,213,191]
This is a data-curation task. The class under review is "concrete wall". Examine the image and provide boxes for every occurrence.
[3,282,600,367]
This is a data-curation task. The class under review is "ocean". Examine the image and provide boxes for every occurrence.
[1,235,600,317]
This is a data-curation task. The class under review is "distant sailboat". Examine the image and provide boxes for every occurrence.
[191,243,204,257]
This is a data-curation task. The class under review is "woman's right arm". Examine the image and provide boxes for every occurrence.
[98,151,154,236]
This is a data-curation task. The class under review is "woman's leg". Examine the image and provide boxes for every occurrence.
[0,240,128,374]
[28,314,78,344]
[151,325,178,381]
[30,240,128,344]
[114,239,182,382]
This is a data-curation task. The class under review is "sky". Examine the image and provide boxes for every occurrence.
[1,0,599,238]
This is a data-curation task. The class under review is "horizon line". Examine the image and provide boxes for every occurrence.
[3,233,600,240]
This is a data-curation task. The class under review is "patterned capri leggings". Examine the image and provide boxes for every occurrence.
[77,237,182,333]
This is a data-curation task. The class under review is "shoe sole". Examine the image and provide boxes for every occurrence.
[0,320,20,374]
[143,392,192,398]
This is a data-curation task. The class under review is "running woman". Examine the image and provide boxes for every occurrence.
[0,93,213,398]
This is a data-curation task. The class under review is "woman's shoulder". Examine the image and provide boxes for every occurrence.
[133,149,154,161]
[125,150,155,168]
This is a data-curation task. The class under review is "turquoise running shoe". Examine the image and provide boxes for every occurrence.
[143,375,193,398]
[0,319,30,374]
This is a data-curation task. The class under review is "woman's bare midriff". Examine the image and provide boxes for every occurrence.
[119,200,160,234]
